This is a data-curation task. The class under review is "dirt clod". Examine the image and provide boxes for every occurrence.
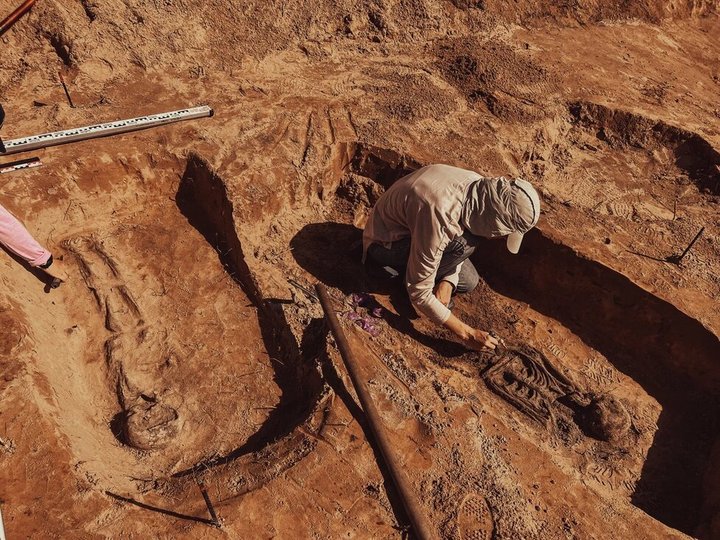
[579,394,631,443]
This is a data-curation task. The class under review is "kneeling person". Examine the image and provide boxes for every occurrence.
[363,164,539,351]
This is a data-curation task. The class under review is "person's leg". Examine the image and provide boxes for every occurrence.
[366,237,411,275]
[39,255,68,283]
[455,259,480,293]
[436,230,481,283]
[0,203,52,267]
[367,234,479,312]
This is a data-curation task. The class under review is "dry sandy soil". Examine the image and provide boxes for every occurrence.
[1,1,719,538]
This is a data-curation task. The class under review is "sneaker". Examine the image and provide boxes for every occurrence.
[41,257,69,286]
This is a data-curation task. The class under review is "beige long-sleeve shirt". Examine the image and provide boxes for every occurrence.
[362,164,481,324]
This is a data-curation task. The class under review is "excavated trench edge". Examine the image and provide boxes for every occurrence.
[169,142,719,534]
[167,153,331,497]
[569,101,720,195]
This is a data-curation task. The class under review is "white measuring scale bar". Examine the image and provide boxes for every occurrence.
[0,105,213,156]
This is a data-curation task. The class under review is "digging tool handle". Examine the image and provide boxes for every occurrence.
[316,284,438,540]
[0,0,36,38]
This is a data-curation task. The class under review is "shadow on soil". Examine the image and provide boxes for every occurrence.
[105,491,216,526]
[173,154,326,478]
[290,221,466,358]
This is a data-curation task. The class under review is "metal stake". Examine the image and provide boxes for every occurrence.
[59,72,75,108]
[196,478,221,527]
[668,226,705,265]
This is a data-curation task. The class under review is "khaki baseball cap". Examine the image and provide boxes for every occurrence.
[506,179,540,254]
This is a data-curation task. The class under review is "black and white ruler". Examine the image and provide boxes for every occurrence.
[0,105,214,156]
[0,156,42,174]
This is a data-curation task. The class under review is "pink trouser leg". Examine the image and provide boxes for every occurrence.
[0,203,51,267]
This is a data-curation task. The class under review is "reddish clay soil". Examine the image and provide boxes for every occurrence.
[1,1,719,539]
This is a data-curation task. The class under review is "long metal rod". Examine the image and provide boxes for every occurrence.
[0,105,214,156]
[676,226,705,263]
[196,479,220,527]
[315,284,437,540]
[58,71,75,108]
[0,0,36,38]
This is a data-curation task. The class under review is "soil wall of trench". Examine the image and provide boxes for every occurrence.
[167,154,334,500]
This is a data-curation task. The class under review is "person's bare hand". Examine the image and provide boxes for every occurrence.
[443,315,499,352]
[433,280,453,307]
[464,329,498,352]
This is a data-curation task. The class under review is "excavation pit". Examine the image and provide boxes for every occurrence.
[290,142,720,537]
[3,3,720,538]
[472,229,720,535]
[5,151,329,501]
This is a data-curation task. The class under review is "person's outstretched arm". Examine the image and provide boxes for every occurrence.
[443,313,498,351]
[404,204,497,351]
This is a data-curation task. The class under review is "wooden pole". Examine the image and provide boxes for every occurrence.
[0,0,36,38]
[315,283,437,540]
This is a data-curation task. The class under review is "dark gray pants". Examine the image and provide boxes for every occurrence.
[366,231,480,293]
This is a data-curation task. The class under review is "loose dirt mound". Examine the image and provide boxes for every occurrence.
[436,38,556,122]
[1,0,719,539]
